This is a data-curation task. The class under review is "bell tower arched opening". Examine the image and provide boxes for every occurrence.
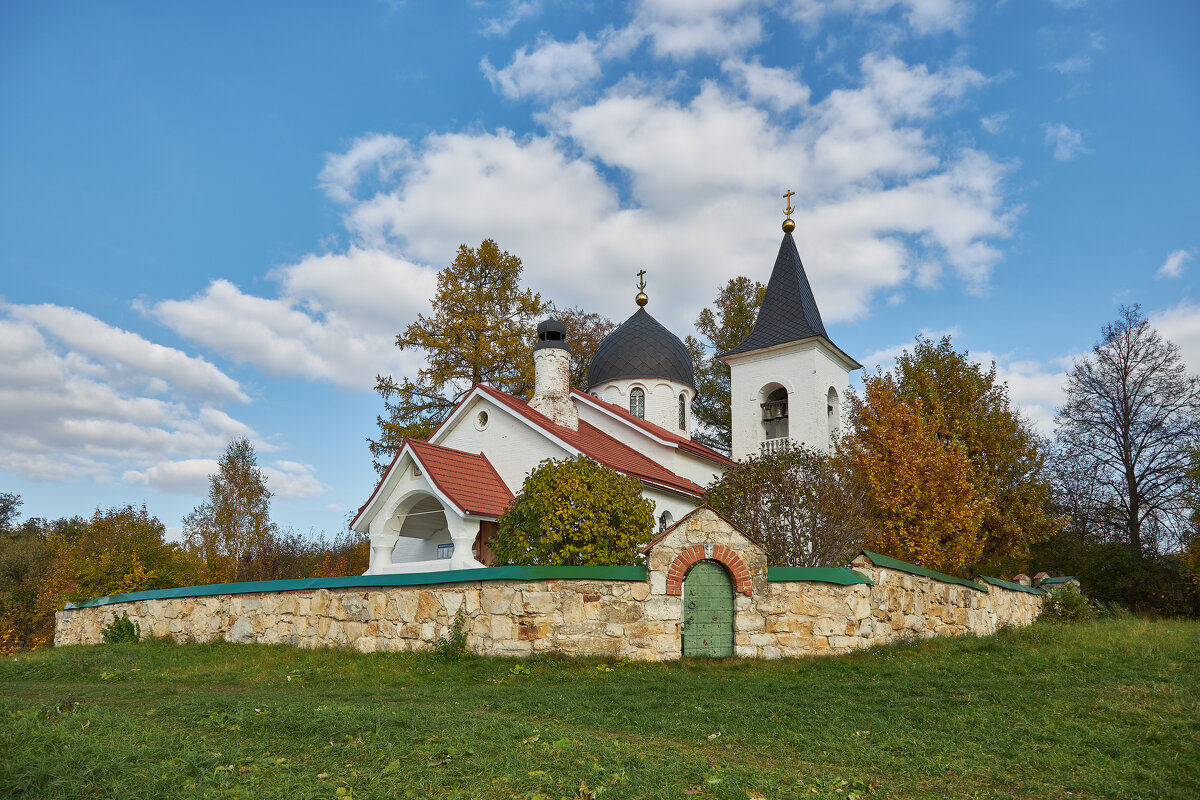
[760,384,789,452]
[827,386,840,443]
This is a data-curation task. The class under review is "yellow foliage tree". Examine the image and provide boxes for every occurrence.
[843,377,988,573]
[369,239,548,473]
[892,336,1058,568]
[183,438,276,583]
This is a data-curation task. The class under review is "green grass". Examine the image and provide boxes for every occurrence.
[2,619,1197,800]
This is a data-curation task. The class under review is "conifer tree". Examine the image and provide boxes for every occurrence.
[369,239,547,473]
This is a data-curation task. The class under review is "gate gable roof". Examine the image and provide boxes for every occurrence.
[641,505,764,556]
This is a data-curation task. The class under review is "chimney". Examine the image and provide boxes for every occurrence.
[529,318,578,430]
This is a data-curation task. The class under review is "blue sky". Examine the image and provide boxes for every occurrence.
[2,0,1198,539]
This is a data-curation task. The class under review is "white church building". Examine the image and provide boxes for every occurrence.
[351,218,861,574]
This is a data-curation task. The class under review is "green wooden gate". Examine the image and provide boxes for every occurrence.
[682,560,734,657]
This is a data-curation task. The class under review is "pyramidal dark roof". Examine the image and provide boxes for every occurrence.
[587,306,696,389]
[721,231,854,364]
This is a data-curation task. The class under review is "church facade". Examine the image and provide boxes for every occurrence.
[352,219,860,575]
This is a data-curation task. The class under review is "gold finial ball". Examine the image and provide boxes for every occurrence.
[636,292,649,307]
[782,218,796,233]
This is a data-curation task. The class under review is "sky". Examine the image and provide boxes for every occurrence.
[2,0,1198,540]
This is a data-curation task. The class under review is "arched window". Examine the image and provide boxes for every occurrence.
[658,510,674,533]
[629,387,645,419]
[827,387,840,442]
[678,393,687,430]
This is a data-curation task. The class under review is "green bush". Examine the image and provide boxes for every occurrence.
[1040,584,1095,622]
[100,613,140,644]
[492,455,653,566]
[432,610,469,660]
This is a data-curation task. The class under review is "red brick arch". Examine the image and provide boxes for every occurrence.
[665,545,752,597]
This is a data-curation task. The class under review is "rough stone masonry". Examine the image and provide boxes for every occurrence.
[55,508,1043,659]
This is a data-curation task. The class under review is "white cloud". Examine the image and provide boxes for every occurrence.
[145,247,434,390]
[123,457,326,499]
[0,312,256,484]
[1151,299,1200,374]
[1043,123,1089,160]
[123,458,218,495]
[151,19,1012,389]
[1156,249,1193,279]
[482,34,604,99]
[319,134,409,204]
[264,460,327,500]
[7,303,247,403]
[635,0,764,58]
[980,112,1007,134]
[789,0,969,35]
[480,0,541,37]
[991,357,1068,434]
[721,58,811,112]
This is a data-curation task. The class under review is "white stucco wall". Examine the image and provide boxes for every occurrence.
[726,339,854,461]
[590,378,694,437]
[435,395,569,492]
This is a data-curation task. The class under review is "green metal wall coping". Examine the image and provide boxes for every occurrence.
[857,550,988,592]
[766,566,874,586]
[1037,576,1075,586]
[63,566,649,609]
[977,576,1045,596]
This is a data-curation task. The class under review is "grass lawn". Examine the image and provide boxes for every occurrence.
[2,618,1197,800]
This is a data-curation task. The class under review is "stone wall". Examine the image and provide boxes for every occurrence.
[55,508,1043,659]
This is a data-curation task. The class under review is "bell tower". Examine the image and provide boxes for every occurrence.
[718,194,861,461]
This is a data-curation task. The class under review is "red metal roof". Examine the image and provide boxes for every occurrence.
[352,384,711,529]
[571,389,735,467]
[406,440,513,518]
[475,384,705,497]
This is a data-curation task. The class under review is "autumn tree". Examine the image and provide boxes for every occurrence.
[554,306,617,390]
[889,336,1058,567]
[369,239,548,472]
[0,504,200,653]
[183,438,277,582]
[491,456,653,566]
[48,505,201,604]
[684,277,765,453]
[843,377,988,572]
[1056,306,1200,557]
[705,443,873,567]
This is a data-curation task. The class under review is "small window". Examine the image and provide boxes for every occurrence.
[659,510,674,533]
[678,393,686,430]
[629,387,645,419]
[475,410,489,431]
[436,543,454,560]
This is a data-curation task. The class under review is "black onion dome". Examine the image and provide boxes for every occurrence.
[587,307,695,389]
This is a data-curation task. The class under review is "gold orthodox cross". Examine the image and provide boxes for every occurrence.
[783,189,796,217]
[637,269,647,291]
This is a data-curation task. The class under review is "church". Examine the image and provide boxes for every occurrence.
[352,210,862,575]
